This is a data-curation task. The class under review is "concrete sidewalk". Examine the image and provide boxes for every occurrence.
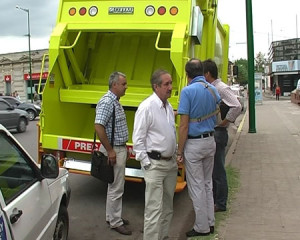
[217,97,300,240]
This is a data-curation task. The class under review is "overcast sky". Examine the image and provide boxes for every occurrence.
[219,0,300,60]
[1,0,300,61]
[0,0,59,54]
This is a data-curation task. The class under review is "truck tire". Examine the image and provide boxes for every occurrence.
[17,118,27,133]
[27,109,36,121]
[53,205,69,240]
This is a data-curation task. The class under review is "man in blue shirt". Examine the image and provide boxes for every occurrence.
[177,58,220,237]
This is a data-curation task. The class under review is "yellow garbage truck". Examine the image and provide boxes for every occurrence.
[39,0,229,192]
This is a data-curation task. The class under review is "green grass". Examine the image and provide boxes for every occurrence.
[188,165,240,240]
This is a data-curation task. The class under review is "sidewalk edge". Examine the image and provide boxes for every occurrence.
[225,112,247,166]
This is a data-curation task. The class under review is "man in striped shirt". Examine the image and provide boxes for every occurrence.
[203,59,242,213]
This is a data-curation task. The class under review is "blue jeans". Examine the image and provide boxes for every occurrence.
[213,128,228,210]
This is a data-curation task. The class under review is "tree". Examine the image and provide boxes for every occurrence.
[255,52,268,73]
[234,58,248,85]
[233,52,268,86]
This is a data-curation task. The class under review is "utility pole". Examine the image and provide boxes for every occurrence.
[296,15,298,39]
[246,0,256,133]
[16,5,33,103]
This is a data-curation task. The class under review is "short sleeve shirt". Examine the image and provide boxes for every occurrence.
[178,76,221,136]
[95,91,128,145]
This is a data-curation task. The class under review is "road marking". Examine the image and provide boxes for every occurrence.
[237,112,247,133]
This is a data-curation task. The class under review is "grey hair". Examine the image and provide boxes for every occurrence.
[150,69,170,91]
[108,72,126,89]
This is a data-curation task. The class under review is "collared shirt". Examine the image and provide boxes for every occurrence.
[95,90,128,145]
[211,79,242,123]
[178,76,221,136]
[133,93,176,162]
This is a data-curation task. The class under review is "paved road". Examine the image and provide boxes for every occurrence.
[12,120,192,240]
[12,103,246,240]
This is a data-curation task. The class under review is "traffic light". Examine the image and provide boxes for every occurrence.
[233,65,238,77]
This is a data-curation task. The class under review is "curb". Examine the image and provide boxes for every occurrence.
[225,111,247,167]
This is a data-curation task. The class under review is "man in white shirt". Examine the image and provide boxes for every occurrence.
[133,69,178,240]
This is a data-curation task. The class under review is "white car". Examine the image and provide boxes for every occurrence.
[230,86,245,111]
[0,124,71,240]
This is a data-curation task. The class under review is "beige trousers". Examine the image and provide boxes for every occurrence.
[143,157,178,240]
[184,137,216,233]
[101,145,127,228]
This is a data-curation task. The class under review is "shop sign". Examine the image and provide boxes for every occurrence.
[272,60,300,72]
[4,75,11,82]
[24,72,48,80]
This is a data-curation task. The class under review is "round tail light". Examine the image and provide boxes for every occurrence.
[158,6,166,15]
[145,5,155,16]
[170,6,178,16]
[79,7,87,16]
[69,7,76,16]
[89,6,98,16]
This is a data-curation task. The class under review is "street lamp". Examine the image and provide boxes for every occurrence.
[16,5,33,103]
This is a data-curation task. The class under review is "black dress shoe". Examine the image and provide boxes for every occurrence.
[122,218,130,225]
[210,226,214,234]
[214,205,226,212]
[186,229,210,237]
[113,224,132,235]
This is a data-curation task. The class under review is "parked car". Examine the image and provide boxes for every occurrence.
[0,96,41,121]
[0,124,71,240]
[0,99,29,133]
[230,86,245,111]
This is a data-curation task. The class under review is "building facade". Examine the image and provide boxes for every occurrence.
[0,49,49,102]
[269,38,300,96]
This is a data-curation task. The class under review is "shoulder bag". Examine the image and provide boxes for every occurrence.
[90,106,115,183]
[189,82,223,125]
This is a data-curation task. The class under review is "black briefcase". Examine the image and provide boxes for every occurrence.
[219,101,230,120]
[90,151,114,184]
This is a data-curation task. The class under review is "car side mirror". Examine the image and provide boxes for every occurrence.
[41,154,59,178]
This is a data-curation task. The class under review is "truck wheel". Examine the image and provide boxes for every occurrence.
[27,109,36,121]
[17,118,27,133]
[53,205,69,240]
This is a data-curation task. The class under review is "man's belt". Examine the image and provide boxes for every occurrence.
[147,151,173,160]
[215,127,227,131]
[188,131,214,139]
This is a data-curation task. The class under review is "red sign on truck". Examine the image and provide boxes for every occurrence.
[60,138,135,157]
